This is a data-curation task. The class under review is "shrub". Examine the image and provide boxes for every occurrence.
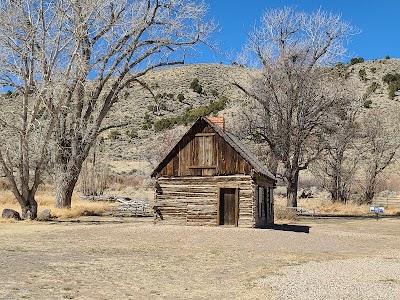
[382,73,400,84]
[335,62,345,69]
[363,99,372,108]
[142,124,152,130]
[348,57,364,66]
[382,73,400,100]
[388,81,400,100]
[370,67,376,73]
[333,62,347,78]
[126,129,138,139]
[358,68,367,81]
[153,96,230,132]
[190,78,203,94]
[177,93,185,102]
[147,105,157,112]
[142,112,153,130]
[210,89,219,97]
[4,90,12,98]
[108,130,121,140]
[185,106,209,122]
[154,117,177,132]
[363,82,380,99]
[193,84,202,94]
[385,55,391,59]
[190,78,199,89]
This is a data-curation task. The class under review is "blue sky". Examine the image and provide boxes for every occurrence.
[191,0,399,64]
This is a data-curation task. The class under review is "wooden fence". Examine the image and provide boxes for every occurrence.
[372,196,400,208]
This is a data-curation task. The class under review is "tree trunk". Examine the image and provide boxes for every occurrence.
[364,180,376,204]
[15,192,38,220]
[364,170,377,204]
[286,170,299,207]
[54,153,82,208]
[55,171,79,208]
[20,198,38,220]
[330,174,344,203]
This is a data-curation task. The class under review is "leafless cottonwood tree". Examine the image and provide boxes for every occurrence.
[233,7,358,207]
[311,101,360,203]
[0,93,49,219]
[0,0,213,211]
[361,110,400,204]
[0,1,63,218]
[80,139,108,197]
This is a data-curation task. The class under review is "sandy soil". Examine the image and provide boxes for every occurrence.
[1,217,400,299]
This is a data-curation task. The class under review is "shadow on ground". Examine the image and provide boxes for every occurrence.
[266,224,310,233]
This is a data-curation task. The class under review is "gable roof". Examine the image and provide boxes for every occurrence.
[151,117,276,181]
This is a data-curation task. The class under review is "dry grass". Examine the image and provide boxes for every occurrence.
[0,187,116,220]
[274,193,400,219]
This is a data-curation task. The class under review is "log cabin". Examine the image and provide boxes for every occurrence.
[151,116,276,227]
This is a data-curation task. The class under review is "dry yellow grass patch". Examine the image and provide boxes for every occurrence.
[275,194,400,218]
[0,188,116,220]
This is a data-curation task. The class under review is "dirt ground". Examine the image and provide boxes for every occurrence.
[1,217,400,300]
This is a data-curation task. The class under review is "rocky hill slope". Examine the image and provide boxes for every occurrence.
[100,59,400,176]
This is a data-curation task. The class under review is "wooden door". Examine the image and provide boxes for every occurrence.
[218,188,238,226]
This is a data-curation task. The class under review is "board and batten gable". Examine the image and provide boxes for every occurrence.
[152,117,276,228]
[153,119,252,177]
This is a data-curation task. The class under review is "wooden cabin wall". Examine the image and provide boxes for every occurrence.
[252,174,275,226]
[158,124,252,177]
[155,175,254,227]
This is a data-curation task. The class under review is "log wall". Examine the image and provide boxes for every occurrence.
[252,174,275,227]
[155,175,255,227]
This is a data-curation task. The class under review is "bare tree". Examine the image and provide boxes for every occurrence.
[0,0,213,210]
[80,138,108,197]
[0,1,65,218]
[311,100,360,203]
[361,110,400,204]
[233,7,358,207]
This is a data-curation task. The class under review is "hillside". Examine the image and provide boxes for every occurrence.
[99,63,250,174]
[99,59,400,176]
[1,60,400,183]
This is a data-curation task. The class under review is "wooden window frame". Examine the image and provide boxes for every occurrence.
[217,186,239,226]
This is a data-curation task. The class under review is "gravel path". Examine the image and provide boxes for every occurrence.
[261,256,400,299]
